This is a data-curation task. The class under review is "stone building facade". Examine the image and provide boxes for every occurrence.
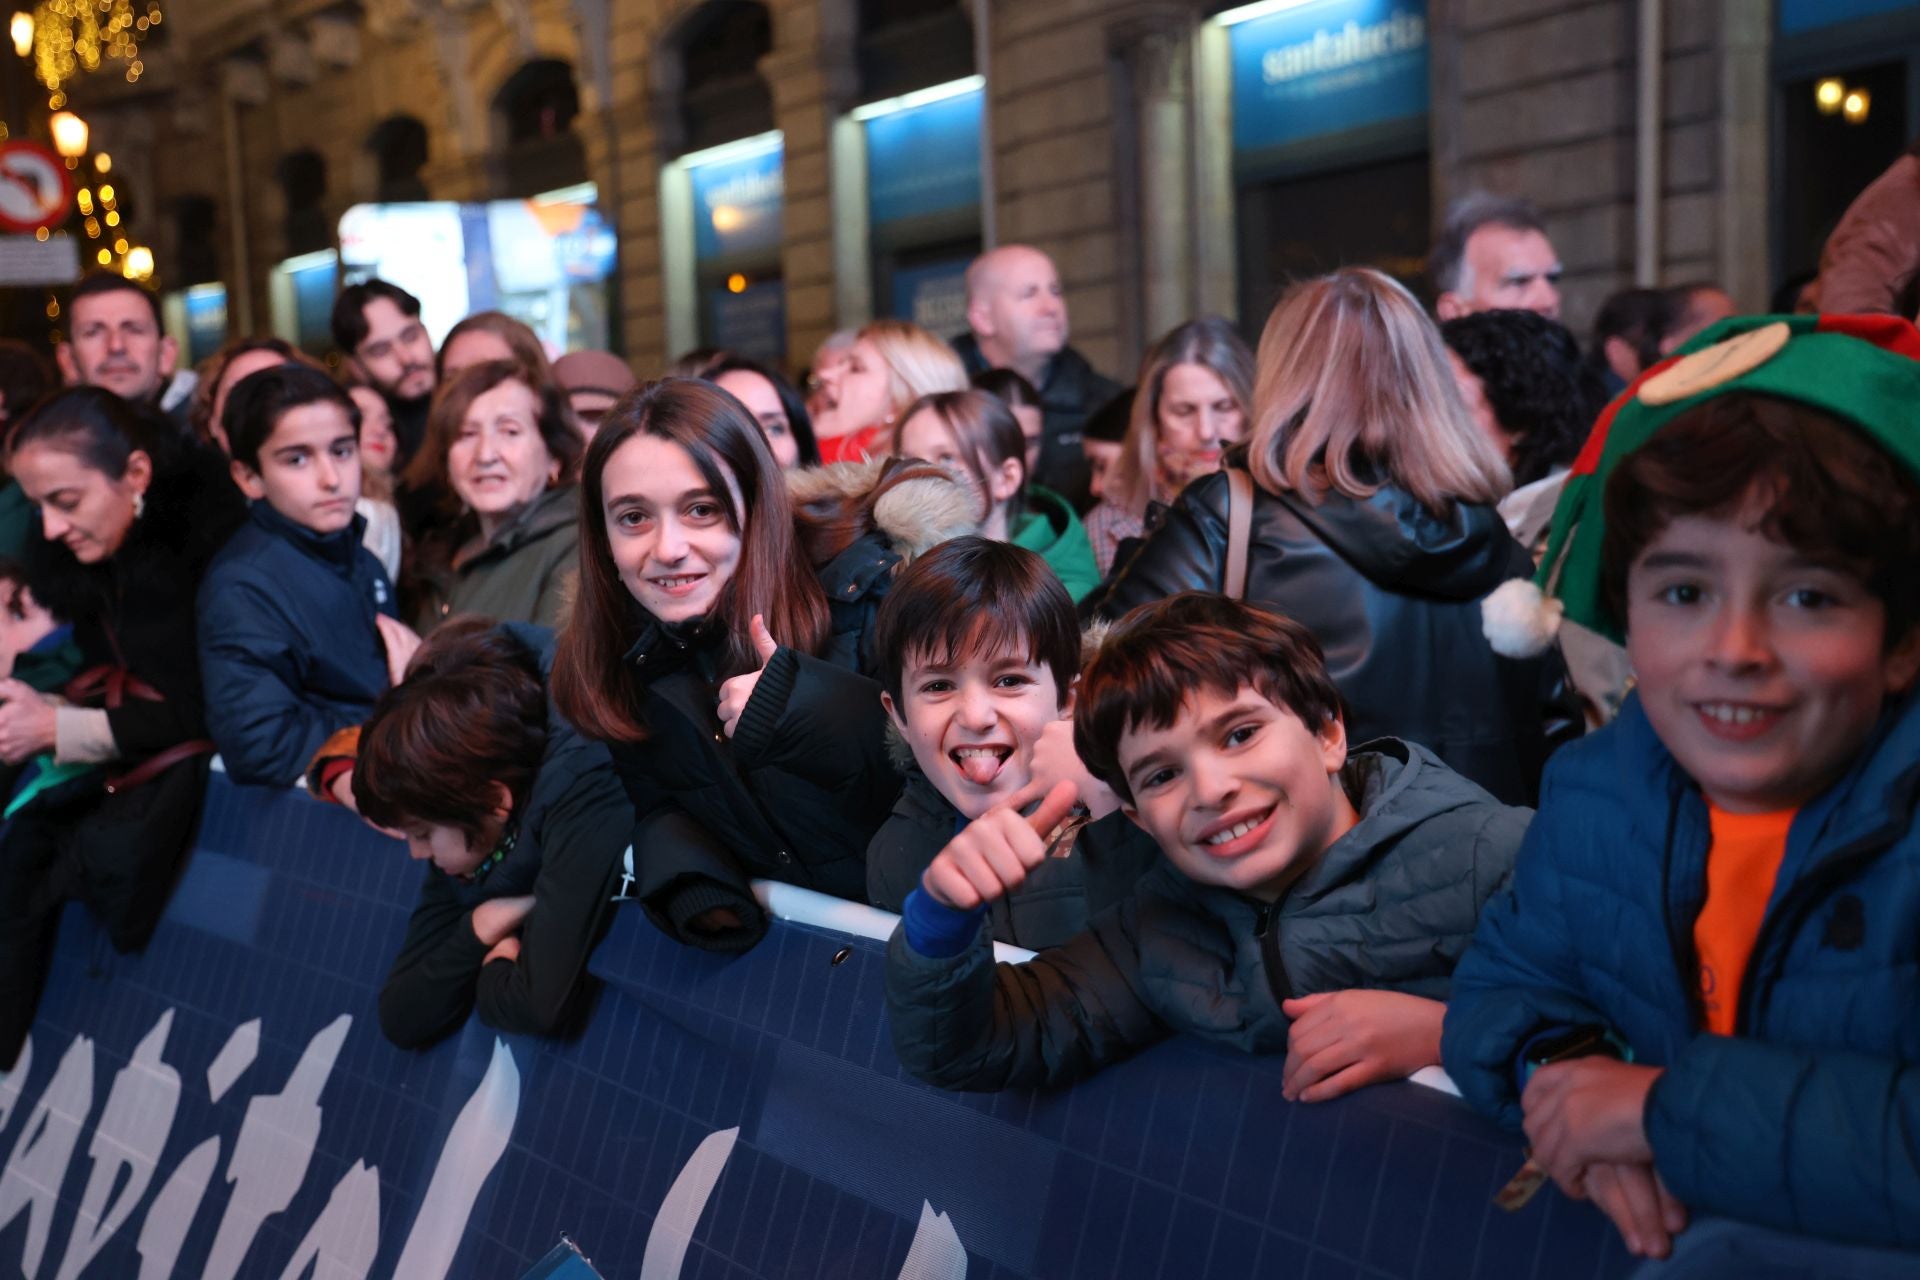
[55,0,1903,378]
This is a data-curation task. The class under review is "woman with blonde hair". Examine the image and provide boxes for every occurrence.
[811,319,968,464]
[1091,268,1580,804]
[1083,316,1253,574]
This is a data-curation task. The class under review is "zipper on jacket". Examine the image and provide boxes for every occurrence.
[1250,899,1293,1008]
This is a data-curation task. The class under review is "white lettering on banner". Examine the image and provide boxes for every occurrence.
[641,1126,739,1280]
[55,1012,180,1280]
[0,1039,30,1134]
[389,1037,520,1279]
[203,1014,350,1280]
[0,1035,94,1278]
[1261,11,1426,85]
[897,1202,968,1280]
[276,1159,382,1280]
[0,1011,524,1278]
[136,1137,222,1280]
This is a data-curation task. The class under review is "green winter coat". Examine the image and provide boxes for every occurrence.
[886,739,1529,1092]
[416,484,580,632]
[1010,485,1100,603]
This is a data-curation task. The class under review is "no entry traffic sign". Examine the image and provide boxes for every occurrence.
[0,141,76,235]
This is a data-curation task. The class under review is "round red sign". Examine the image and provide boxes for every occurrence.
[0,141,77,236]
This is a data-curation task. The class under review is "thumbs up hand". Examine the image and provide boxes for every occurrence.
[921,779,1080,911]
[716,614,782,739]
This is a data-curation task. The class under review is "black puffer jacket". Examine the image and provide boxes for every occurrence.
[1089,467,1581,805]
[610,612,903,952]
[378,623,633,1049]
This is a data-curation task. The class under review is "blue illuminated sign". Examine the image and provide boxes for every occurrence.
[1780,0,1918,33]
[866,89,983,227]
[288,257,337,352]
[1228,0,1428,155]
[690,142,785,262]
[182,285,228,364]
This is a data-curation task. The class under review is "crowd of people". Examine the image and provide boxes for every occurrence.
[0,173,1916,1274]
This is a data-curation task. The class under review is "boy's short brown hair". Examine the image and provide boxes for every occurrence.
[1076,593,1345,804]
[1601,393,1920,646]
[353,618,547,844]
[872,537,1079,710]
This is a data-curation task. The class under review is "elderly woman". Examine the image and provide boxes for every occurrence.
[0,387,246,1066]
[404,359,584,631]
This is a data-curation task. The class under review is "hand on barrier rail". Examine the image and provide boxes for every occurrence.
[471,895,536,947]
[717,615,780,739]
[1579,1160,1687,1260]
[1278,989,1445,1103]
[0,677,57,763]
[921,778,1080,912]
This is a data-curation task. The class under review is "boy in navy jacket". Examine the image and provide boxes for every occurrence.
[197,365,415,786]
[1446,316,1920,1265]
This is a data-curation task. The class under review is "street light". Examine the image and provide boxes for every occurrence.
[9,11,30,59]
[123,246,154,281]
[50,111,89,163]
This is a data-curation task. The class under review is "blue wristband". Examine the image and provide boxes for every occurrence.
[902,888,986,958]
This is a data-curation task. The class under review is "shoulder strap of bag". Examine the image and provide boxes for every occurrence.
[1224,467,1253,600]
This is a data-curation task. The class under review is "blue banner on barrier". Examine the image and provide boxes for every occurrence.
[0,774,1633,1278]
[1228,0,1428,156]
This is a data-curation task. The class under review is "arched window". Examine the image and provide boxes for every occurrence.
[674,0,774,155]
[278,150,330,255]
[494,59,587,195]
[368,115,430,201]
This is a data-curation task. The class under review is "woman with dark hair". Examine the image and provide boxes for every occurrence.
[897,389,1099,600]
[0,340,60,557]
[705,354,820,468]
[1440,308,1609,553]
[356,618,634,1049]
[192,336,310,452]
[0,387,246,1067]
[551,379,903,952]
[970,366,1044,477]
[405,359,585,630]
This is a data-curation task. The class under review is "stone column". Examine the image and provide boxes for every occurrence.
[767,0,858,366]
[1109,5,1197,355]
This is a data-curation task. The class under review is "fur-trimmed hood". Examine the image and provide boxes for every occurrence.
[788,458,979,564]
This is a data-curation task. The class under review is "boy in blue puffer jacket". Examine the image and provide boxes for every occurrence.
[1444,315,1920,1268]
[198,364,413,786]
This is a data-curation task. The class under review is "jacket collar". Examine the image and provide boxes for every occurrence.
[248,499,367,575]
[455,484,576,570]
[1612,689,1920,872]
[621,607,723,679]
[951,332,1101,409]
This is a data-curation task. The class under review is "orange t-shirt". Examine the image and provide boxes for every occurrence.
[1694,805,1797,1035]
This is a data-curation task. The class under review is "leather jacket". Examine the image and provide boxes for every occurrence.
[1089,467,1582,805]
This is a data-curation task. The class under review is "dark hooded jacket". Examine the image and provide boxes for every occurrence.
[609,610,903,953]
[867,765,1162,951]
[1088,466,1581,805]
[378,623,633,1049]
[197,502,397,787]
[887,739,1528,1091]
[954,333,1122,507]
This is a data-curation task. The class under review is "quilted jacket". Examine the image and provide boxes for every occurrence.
[888,740,1527,1091]
[1442,692,1920,1249]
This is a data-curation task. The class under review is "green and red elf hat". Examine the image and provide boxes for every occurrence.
[1483,312,1920,658]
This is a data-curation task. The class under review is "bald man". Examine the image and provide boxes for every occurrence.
[954,245,1119,507]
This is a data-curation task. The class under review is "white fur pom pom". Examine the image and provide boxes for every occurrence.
[1481,578,1564,659]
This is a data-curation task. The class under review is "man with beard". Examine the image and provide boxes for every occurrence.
[57,273,188,431]
[331,279,436,466]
